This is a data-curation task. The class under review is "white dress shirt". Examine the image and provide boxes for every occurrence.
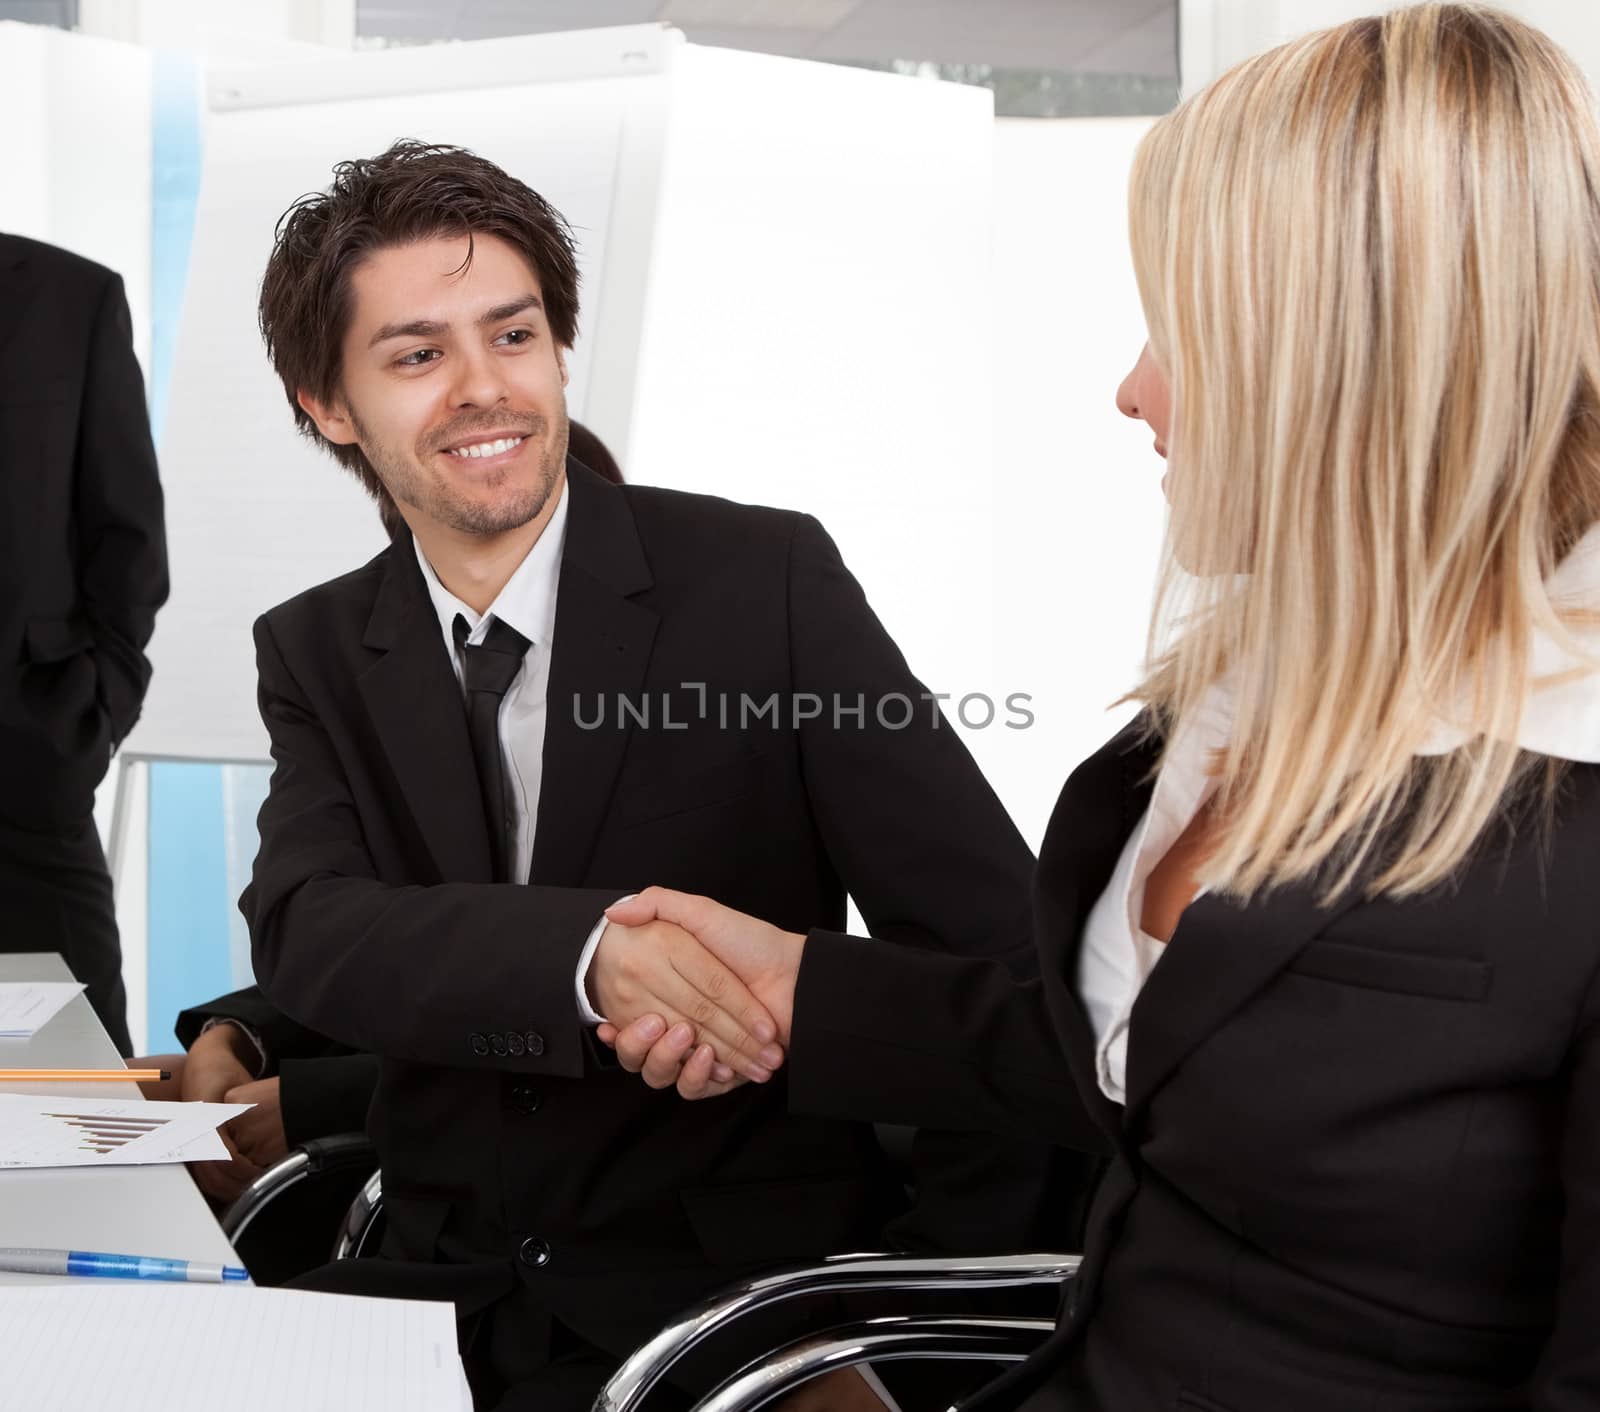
[1077,524,1600,1104]
[412,483,612,1024]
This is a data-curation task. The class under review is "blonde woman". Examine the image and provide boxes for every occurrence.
[603,5,1600,1409]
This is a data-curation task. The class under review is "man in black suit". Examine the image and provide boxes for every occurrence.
[239,142,1074,1409]
[140,422,627,1208]
[0,234,168,1055]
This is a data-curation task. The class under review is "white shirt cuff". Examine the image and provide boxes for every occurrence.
[197,1016,268,1079]
[575,897,634,1025]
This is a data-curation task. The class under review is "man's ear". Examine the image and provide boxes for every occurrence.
[296,386,360,447]
[557,348,569,388]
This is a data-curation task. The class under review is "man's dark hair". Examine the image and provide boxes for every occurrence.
[258,139,581,532]
[567,420,624,487]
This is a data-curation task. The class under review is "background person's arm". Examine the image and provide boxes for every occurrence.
[175,987,382,1144]
[73,270,167,747]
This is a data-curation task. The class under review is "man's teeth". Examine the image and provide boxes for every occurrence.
[446,436,525,459]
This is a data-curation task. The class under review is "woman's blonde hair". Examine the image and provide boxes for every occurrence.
[1128,3,1600,900]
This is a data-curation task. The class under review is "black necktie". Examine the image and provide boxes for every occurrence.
[453,614,530,884]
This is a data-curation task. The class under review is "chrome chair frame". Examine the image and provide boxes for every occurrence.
[218,1131,378,1254]
[332,1169,386,1260]
[696,1314,1054,1412]
[594,1251,1080,1412]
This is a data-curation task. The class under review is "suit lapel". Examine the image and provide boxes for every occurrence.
[529,463,659,886]
[357,537,494,883]
[1034,717,1160,1143]
[1121,843,1366,1126]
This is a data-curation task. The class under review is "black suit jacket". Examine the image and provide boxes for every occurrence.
[790,718,1600,1411]
[243,462,1077,1356]
[0,234,167,831]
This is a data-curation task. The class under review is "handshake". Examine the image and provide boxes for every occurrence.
[588,889,806,1099]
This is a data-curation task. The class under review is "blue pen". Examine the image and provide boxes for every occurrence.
[0,1247,249,1283]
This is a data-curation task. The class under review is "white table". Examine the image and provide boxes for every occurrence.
[0,953,243,1285]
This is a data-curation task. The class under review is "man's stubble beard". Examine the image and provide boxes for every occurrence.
[354,408,569,538]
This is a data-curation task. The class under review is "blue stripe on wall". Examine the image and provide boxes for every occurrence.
[147,52,220,1048]
[147,764,232,1048]
[149,50,203,444]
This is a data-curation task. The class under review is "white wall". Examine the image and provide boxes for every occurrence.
[0,23,153,368]
[628,44,1000,778]
[986,115,1166,848]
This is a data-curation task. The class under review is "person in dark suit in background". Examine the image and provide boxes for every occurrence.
[233,141,1082,1411]
[601,8,1600,1409]
[0,233,168,1056]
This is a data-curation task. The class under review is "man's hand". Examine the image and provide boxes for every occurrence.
[223,1077,289,1171]
[595,1017,749,1098]
[597,890,805,1099]
[180,1022,257,1103]
[589,915,786,1082]
[181,1023,268,1204]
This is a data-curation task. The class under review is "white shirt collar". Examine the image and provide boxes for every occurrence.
[1419,522,1600,761]
[412,479,568,650]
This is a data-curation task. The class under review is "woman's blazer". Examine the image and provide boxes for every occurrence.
[788,717,1600,1412]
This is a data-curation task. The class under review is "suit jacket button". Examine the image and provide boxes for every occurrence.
[518,1237,551,1268]
[489,1032,508,1056]
[508,1083,542,1115]
[506,1032,527,1057]
[469,1033,490,1056]
[525,1031,544,1057]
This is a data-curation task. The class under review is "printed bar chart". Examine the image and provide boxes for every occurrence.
[0,1095,249,1168]
[42,1113,171,1155]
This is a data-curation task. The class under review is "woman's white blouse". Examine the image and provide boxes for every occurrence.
[1074,696,1223,1105]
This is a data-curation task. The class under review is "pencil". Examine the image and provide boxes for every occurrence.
[0,1069,172,1082]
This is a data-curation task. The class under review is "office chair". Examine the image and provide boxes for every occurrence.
[219,1131,381,1276]
[592,1251,1079,1412]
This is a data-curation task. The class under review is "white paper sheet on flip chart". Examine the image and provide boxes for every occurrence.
[0,1095,250,1169]
[0,1285,470,1411]
[0,982,86,1038]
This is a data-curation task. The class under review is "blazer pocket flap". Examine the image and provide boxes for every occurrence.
[681,1175,879,1267]
[621,750,768,823]
[25,617,94,664]
[1289,939,1491,1002]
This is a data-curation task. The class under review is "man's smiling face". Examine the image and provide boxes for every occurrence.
[299,231,570,539]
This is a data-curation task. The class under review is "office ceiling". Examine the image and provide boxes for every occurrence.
[356,0,1179,79]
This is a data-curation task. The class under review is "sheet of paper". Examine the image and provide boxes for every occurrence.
[0,1095,251,1169]
[0,981,86,1038]
[0,1285,468,1411]
[162,1129,231,1162]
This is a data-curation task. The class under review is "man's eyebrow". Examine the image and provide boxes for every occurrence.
[480,295,542,325]
[368,295,544,350]
[368,318,446,349]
